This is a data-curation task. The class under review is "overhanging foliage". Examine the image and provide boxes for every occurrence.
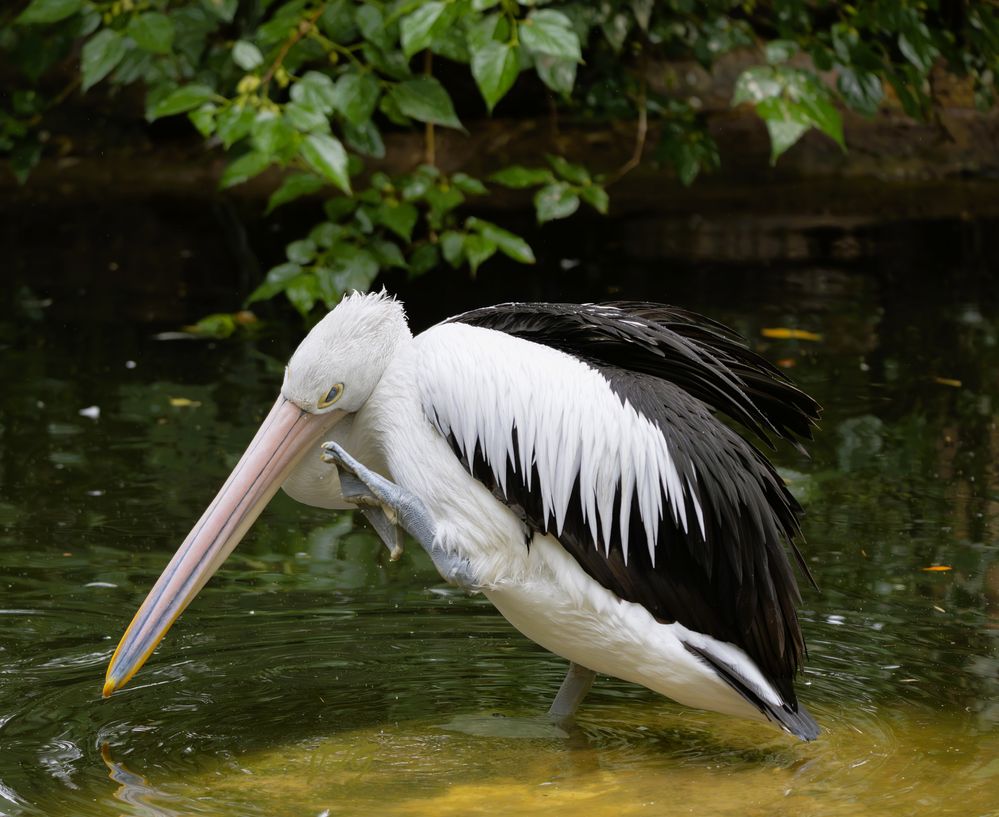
[2,0,997,327]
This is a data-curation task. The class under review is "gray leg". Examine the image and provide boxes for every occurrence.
[321,441,479,590]
[548,662,597,722]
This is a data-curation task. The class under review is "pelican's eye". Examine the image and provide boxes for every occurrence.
[318,383,344,408]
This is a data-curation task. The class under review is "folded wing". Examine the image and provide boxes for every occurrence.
[418,302,820,707]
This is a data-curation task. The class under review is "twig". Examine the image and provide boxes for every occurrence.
[261,3,327,88]
[51,75,81,108]
[605,45,649,187]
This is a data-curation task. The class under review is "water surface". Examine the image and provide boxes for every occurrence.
[0,225,997,816]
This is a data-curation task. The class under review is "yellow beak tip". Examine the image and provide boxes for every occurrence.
[102,677,118,698]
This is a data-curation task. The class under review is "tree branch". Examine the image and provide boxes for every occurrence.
[261,3,327,88]
[605,68,648,187]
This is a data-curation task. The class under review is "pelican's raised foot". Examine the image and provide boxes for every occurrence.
[321,441,479,590]
[547,662,597,723]
[338,472,405,560]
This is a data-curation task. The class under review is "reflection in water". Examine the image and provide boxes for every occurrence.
[101,746,181,817]
[0,238,998,816]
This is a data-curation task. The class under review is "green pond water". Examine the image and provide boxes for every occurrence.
[1,229,997,816]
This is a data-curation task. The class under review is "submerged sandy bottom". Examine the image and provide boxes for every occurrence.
[100,699,998,817]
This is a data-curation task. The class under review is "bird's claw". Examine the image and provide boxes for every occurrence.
[321,441,403,559]
[320,440,356,476]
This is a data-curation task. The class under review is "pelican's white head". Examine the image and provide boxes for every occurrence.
[282,290,412,414]
[103,289,411,698]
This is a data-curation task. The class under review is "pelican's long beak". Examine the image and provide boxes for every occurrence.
[103,395,342,697]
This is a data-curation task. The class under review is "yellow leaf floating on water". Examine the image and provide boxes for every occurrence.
[934,377,962,388]
[921,565,952,572]
[169,397,202,408]
[761,327,823,342]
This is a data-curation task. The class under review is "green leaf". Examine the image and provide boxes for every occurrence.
[343,119,385,158]
[251,112,298,159]
[290,71,338,115]
[284,102,329,133]
[187,313,237,338]
[324,197,356,222]
[188,103,217,137]
[755,97,809,163]
[266,172,326,213]
[247,261,302,303]
[796,87,845,150]
[286,238,317,264]
[331,246,380,295]
[81,29,130,91]
[409,243,439,276]
[601,9,631,51]
[463,234,497,274]
[734,66,846,161]
[547,154,590,184]
[300,133,351,193]
[150,84,215,119]
[400,1,450,58]
[319,1,357,41]
[631,0,653,30]
[355,4,391,51]
[332,73,380,126]
[451,173,488,195]
[666,139,709,187]
[354,205,375,233]
[285,274,319,316]
[765,39,798,65]
[390,78,463,130]
[467,217,535,263]
[534,182,580,223]
[203,0,238,23]
[370,238,407,269]
[310,221,346,247]
[399,168,435,200]
[467,12,504,51]
[471,41,520,112]
[424,185,464,228]
[16,0,82,24]
[233,40,264,70]
[898,23,938,74]
[362,41,412,81]
[579,185,609,215]
[220,151,271,188]
[838,68,883,116]
[216,104,255,147]
[732,66,782,106]
[519,9,581,62]
[439,230,465,267]
[489,165,555,188]
[534,55,577,95]
[885,67,927,119]
[376,201,419,241]
[430,22,469,63]
[127,12,175,55]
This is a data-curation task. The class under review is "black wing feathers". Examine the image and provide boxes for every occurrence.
[445,302,820,705]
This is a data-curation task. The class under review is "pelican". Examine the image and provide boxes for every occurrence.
[104,292,821,740]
